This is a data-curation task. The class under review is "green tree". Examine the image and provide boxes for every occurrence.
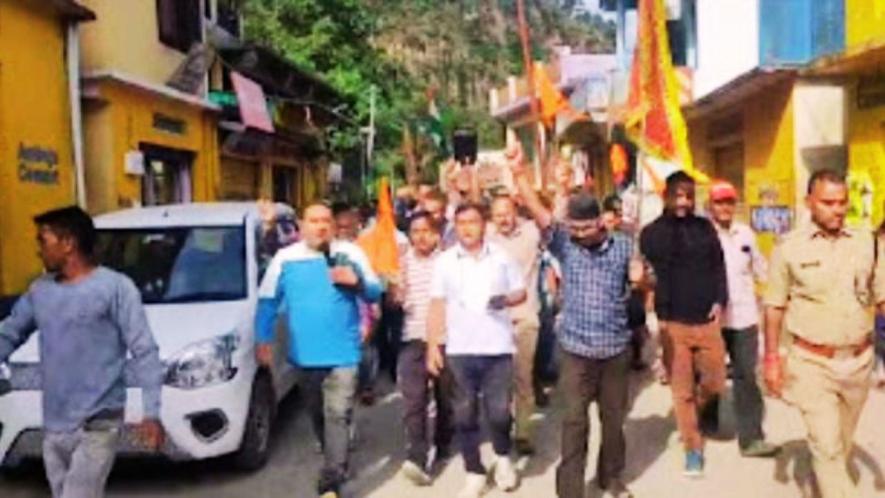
[243,0,615,192]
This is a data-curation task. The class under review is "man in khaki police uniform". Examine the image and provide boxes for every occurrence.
[764,169,885,498]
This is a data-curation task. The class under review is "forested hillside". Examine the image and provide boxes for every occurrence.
[243,0,615,183]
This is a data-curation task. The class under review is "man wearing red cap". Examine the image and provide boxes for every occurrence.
[708,181,780,458]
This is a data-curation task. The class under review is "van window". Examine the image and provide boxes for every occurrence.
[255,215,299,284]
[96,226,247,304]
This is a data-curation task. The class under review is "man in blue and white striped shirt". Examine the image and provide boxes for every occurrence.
[255,203,382,498]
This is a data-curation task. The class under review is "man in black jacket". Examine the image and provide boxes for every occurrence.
[640,171,728,478]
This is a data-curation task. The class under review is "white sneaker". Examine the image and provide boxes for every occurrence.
[493,456,519,491]
[456,473,488,498]
[401,460,432,486]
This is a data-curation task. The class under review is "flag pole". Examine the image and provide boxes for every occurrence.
[515,0,546,189]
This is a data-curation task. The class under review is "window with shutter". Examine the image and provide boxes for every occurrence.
[156,0,202,53]
[156,0,179,49]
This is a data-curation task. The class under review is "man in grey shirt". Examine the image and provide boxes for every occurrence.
[0,206,164,498]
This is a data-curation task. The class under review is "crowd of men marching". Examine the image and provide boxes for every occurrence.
[1,140,884,498]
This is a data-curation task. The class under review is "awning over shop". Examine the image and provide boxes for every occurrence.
[81,70,221,111]
[218,121,324,161]
[218,44,347,123]
[683,67,796,121]
[804,38,885,77]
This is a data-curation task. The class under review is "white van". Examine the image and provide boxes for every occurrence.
[0,202,300,470]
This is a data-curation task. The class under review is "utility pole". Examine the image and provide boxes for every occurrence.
[515,0,546,189]
[361,85,377,201]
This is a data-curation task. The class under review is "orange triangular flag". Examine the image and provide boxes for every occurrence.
[357,178,400,278]
[534,64,583,128]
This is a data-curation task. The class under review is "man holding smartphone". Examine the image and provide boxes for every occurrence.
[426,202,527,498]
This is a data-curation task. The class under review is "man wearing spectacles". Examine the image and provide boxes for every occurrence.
[508,144,640,498]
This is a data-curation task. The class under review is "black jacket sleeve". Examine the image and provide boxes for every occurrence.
[706,220,729,308]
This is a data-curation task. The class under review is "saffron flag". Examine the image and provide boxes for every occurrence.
[610,144,629,186]
[534,64,584,129]
[625,0,708,183]
[357,177,400,279]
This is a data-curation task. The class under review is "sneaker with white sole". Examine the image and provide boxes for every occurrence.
[683,450,704,478]
[456,473,488,498]
[493,456,519,492]
[401,460,432,486]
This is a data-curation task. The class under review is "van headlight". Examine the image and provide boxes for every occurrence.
[164,334,240,389]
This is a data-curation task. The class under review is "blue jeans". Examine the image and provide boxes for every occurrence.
[301,367,357,494]
[447,355,513,474]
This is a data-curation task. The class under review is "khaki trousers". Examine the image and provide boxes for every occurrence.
[513,315,540,441]
[785,345,874,498]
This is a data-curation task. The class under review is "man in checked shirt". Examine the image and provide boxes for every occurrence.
[509,143,642,498]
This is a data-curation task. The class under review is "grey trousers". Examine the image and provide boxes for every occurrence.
[301,366,358,495]
[43,419,121,498]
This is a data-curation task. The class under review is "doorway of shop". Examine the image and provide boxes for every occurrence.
[272,166,296,205]
[140,144,194,206]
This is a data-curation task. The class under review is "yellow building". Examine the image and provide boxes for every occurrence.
[213,45,341,210]
[78,0,220,214]
[685,71,799,255]
[806,0,885,230]
[0,0,94,305]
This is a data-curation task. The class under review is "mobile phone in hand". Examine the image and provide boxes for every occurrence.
[453,129,478,166]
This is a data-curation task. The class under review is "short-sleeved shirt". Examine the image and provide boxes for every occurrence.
[487,219,542,322]
[764,225,885,347]
[430,242,525,356]
[400,248,440,342]
[716,222,767,330]
[547,224,633,359]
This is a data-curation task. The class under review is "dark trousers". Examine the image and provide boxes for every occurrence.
[722,326,765,448]
[301,367,357,494]
[534,307,559,384]
[375,302,404,381]
[556,349,630,498]
[448,355,514,475]
[397,341,455,469]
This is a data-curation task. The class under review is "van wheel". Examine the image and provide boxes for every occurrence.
[232,374,274,471]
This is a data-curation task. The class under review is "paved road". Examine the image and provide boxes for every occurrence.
[2,371,884,498]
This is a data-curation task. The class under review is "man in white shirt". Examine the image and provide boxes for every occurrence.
[487,195,542,455]
[708,181,780,458]
[427,202,527,498]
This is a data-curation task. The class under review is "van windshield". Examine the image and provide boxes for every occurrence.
[95,226,247,304]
